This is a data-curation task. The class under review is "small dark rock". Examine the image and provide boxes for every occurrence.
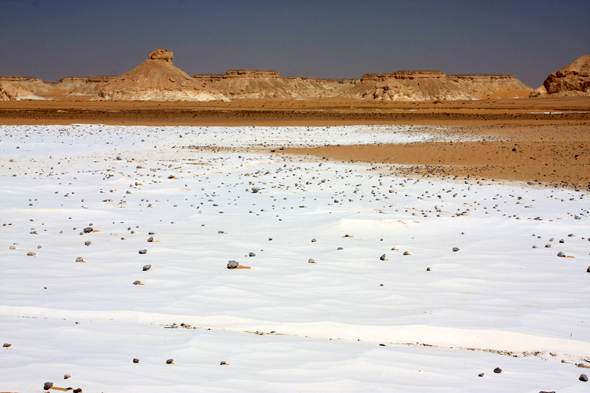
[143,264,152,271]
[249,252,256,257]
[379,253,386,261]
[166,358,174,364]
[84,241,92,246]
[452,247,460,252]
[580,373,588,382]
[493,367,502,374]
[147,237,154,242]
[3,343,11,348]
[557,251,565,257]
[64,374,71,379]
[220,361,227,365]
[43,382,53,390]
[75,257,84,262]
[227,260,239,269]
[133,358,140,363]
[83,227,93,233]
[478,373,484,377]
[139,249,147,254]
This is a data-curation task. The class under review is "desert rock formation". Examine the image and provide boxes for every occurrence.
[96,49,226,101]
[56,76,117,96]
[530,55,590,97]
[348,71,530,101]
[0,77,53,100]
[194,70,357,99]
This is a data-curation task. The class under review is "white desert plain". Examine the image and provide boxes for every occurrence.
[0,51,589,392]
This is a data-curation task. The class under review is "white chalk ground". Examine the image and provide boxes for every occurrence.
[0,124,589,392]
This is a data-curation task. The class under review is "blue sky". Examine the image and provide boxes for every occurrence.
[1,0,589,87]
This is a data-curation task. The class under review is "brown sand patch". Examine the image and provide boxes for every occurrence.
[282,124,590,188]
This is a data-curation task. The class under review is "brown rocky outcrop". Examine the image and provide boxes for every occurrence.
[0,76,53,100]
[56,76,117,96]
[530,55,590,97]
[348,70,530,101]
[448,74,531,99]
[96,49,226,101]
[194,70,358,99]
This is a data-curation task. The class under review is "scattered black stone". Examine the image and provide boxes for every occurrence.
[133,280,142,285]
[227,260,239,269]
[148,232,155,235]
[3,343,11,348]
[43,382,53,390]
[587,266,590,273]
[251,187,260,193]
[133,358,140,363]
[557,251,566,257]
[478,373,484,377]
[64,374,71,379]
[379,254,386,261]
[493,367,502,374]
[75,257,84,262]
[143,264,152,271]
[452,247,460,252]
[426,267,431,271]
[580,374,588,382]
[249,252,256,257]
[220,361,227,365]
[166,358,174,364]
[311,238,317,242]
[308,258,316,264]
[379,343,386,346]
[403,251,410,256]
[83,227,93,233]
[27,252,36,256]
[73,389,82,393]
[147,237,154,242]
[139,249,147,254]
[84,241,92,246]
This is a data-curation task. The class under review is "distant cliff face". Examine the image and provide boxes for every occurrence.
[347,71,530,101]
[0,49,539,101]
[531,55,590,97]
[0,76,53,101]
[193,70,358,99]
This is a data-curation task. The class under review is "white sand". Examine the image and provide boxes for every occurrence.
[1,124,589,392]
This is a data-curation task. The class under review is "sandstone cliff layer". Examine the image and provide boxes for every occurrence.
[193,69,357,99]
[348,71,530,101]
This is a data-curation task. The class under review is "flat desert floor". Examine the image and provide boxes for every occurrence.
[0,97,589,392]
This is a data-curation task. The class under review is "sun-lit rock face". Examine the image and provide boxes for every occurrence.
[96,49,226,101]
[531,55,590,97]
[149,49,174,63]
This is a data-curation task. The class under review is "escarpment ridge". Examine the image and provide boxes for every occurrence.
[9,49,589,102]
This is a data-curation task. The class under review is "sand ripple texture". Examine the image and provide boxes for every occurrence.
[0,124,589,392]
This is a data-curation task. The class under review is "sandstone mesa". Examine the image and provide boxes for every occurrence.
[1,49,588,102]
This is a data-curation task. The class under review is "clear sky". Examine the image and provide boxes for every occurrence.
[1,0,589,88]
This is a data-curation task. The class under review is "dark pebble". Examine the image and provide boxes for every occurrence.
[133,358,140,363]
[44,382,53,390]
[227,260,239,269]
[580,374,588,382]
[139,249,147,254]
[493,367,502,374]
[166,358,174,364]
[143,264,151,271]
